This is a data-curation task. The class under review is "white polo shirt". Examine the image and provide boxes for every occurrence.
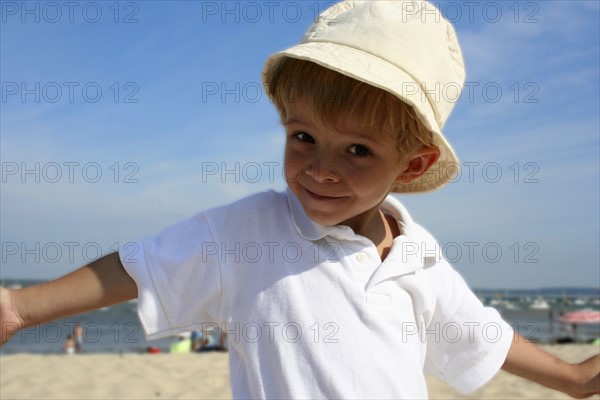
[121,189,513,399]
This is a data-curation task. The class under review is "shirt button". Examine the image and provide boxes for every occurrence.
[356,252,367,263]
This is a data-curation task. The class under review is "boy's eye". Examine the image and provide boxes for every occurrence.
[349,144,371,157]
[295,132,315,144]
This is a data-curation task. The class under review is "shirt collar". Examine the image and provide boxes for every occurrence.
[286,188,430,248]
[286,188,337,241]
[365,195,443,289]
[382,195,442,266]
[379,194,414,233]
[286,189,442,288]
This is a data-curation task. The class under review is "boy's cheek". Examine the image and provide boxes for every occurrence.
[283,162,303,185]
[283,151,305,183]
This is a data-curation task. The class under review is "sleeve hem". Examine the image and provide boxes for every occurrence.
[447,322,514,394]
[119,240,173,340]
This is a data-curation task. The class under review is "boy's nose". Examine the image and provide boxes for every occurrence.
[305,160,340,183]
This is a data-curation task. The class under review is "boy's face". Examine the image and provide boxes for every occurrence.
[284,100,414,234]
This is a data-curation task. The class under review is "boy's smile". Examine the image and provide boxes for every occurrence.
[283,100,416,239]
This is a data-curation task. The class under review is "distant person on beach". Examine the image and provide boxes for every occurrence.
[64,335,75,355]
[190,330,203,352]
[0,1,598,399]
[195,326,227,352]
[73,323,83,354]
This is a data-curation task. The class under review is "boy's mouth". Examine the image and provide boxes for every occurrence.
[304,188,342,201]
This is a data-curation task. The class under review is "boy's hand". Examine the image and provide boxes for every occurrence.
[567,354,600,399]
[0,287,25,346]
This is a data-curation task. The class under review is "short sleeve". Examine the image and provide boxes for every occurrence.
[423,264,514,394]
[119,213,222,340]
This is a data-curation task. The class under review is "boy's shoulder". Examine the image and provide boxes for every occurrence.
[144,190,292,255]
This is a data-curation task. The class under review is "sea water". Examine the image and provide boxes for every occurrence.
[1,281,598,354]
[1,299,598,354]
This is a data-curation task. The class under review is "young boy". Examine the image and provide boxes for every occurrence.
[1,1,598,398]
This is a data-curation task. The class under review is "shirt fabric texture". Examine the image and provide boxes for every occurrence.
[120,189,513,399]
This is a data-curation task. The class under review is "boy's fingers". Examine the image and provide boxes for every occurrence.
[1,322,20,346]
[0,287,25,346]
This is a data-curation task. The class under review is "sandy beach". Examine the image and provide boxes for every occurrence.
[1,344,598,399]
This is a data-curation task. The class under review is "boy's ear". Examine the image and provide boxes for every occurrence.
[396,146,440,184]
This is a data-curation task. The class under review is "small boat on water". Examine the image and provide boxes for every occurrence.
[503,301,521,310]
[488,297,520,310]
[530,296,550,310]
[573,298,587,307]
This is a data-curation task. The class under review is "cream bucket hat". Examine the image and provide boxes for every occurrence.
[263,0,465,193]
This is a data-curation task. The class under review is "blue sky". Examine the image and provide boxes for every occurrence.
[1,1,598,289]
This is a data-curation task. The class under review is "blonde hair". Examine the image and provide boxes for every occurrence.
[266,58,434,154]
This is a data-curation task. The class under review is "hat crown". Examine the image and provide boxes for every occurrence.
[303,0,465,131]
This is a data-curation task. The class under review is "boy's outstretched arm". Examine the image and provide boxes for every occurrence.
[502,332,600,398]
[0,252,137,346]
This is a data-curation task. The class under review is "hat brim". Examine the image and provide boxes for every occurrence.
[263,41,460,193]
